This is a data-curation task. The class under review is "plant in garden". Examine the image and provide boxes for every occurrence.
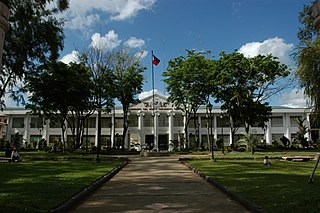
[294,117,309,148]
[237,131,260,154]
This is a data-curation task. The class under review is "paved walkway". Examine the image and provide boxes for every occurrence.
[70,155,250,213]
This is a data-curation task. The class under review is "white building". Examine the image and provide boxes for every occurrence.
[2,93,312,150]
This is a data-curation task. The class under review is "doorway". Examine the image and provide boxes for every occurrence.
[158,134,168,151]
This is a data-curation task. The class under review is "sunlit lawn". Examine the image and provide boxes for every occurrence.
[0,153,125,213]
[188,157,320,213]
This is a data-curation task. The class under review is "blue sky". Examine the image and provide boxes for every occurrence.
[57,0,312,108]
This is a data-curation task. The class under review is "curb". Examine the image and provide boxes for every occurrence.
[179,159,267,213]
[49,159,130,213]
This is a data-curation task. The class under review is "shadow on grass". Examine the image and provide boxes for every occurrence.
[0,160,123,213]
[188,159,320,213]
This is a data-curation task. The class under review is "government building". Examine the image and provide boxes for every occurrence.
[1,93,313,151]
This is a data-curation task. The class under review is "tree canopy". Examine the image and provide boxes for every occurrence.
[26,61,94,150]
[163,50,214,147]
[1,0,69,108]
[215,52,289,134]
[296,1,320,125]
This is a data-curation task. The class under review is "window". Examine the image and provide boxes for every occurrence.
[49,135,61,144]
[128,115,138,127]
[158,114,168,127]
[217,117,229,127]
[173,113,184,127]
[201,116,211,128]
[143,114,153,127]
[271,116,283,127]
[87,117,96,128]
[30,117,43,128]
[115,118,124,128]
[12,117,24,128]
[290,116,302,128]
[30,135,41,148]
[49,119,60,128]
[272,134,283,143]
[101,117,112,128]
[188,117,197,128]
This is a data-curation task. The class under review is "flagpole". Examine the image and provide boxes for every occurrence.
[151,50,155,115]
[152,50,155,150]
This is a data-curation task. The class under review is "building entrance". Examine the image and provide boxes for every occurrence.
[145,135,154,150]
[158,134,169,150]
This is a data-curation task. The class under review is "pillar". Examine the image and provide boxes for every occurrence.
[168,111,175,151]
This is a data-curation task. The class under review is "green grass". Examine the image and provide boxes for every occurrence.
[0,152,125,213]
[188,157,320,213]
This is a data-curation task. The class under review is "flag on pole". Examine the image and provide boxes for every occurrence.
[152,54,160,66]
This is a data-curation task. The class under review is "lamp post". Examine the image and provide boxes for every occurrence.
[207,103,214,161]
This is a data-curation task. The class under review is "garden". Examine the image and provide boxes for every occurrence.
[0,151,126,213]
[186,150,320,213]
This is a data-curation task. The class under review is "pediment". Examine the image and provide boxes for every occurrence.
[130,93,174,111]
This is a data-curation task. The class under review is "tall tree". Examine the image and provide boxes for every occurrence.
[296,38,320,126]
[112,50,145,150]
[81,47,116,156]
[1,0,69,109]
[215,51,289,140]
[26,61,94,150]
[163,50,212,148]
[297,0,318,46]
[296,1,320,126]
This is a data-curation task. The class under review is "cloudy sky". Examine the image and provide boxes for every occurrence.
[57,0,311,108]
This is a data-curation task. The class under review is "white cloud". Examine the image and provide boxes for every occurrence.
[65,14,100,31]
[125,37,145,48]
[64,0,156,30]
[238,37,294,65]
[277,89,307,108]
[60,50,80,64]
[109,0,156,21]
[90,31,122,50]
[134,50,148,60]
[138,89,166,100]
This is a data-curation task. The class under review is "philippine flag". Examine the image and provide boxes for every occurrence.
[152,55,160,66]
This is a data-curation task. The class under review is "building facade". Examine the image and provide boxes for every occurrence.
[2,94,311,150]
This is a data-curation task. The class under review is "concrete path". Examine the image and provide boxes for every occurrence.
[70,156,250,213]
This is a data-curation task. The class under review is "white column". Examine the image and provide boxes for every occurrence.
[229,128,232,146]
[306,114,311,141]
[153,111,160,150]
[183,113,188,148]
[137,111,145,146]
[285,114,291,141]
[214,115,218,141]
[168,111,175,151]
[23,115,30,145]
[95,114,99,146]
[266,119,272,145]
[64,119,68,144]
[198,116,202,147]
[43,119,48,142]
[111,108,115,148]
[124,112,131,150]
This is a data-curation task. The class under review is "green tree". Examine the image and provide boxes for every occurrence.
[163,50,213,148]
[0,0,69,109]
[112,50,145,150]
[296,0,318,46]
[215,52,289,140]
[26,62,95,150]
[296,37,320,125]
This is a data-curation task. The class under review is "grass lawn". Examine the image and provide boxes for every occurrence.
[187,155,320,213]
[0,152,125,213]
